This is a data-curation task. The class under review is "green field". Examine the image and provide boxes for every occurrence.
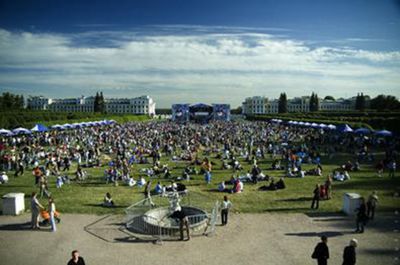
[0,151,398,215]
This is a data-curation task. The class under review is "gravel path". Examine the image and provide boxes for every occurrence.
[0,212,398,265]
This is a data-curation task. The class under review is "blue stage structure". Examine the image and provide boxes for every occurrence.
[172,103,230,123]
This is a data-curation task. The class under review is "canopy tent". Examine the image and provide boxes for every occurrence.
[304,122,311,126]
[31,124,48,132]
[319,123,327,128]
[292,121,299,125]
[0,129,12,136]
[51,124,63,130]
[375,130,393,137]
[311,122,319,127]
[354,128,371,134]
[62,124,73,129]
[327,124,336,130]
[338,124,353,133]
[298,121,305,125]
[12,127,31,134]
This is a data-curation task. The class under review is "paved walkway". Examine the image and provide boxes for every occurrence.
[0,212,398,265]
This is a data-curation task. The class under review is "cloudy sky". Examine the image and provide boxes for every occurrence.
[0,0,399,107]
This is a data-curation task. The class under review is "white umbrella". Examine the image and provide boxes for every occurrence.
[12,127,31,134]
[0,129,12,136]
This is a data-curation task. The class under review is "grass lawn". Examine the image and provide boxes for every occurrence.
[0,152,399,215]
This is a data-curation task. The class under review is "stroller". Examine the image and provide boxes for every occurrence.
[40,210,61,226]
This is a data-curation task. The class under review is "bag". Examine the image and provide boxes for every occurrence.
[311,249,317,259]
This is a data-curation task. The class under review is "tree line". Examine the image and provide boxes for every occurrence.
[0,92,24,111]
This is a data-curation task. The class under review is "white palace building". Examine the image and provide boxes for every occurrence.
[242,96,357,115]
[27,95,156,115]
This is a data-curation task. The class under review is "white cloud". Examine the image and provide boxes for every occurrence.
[0,27,399,107]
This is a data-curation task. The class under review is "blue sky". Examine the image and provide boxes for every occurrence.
[0,0,399,107]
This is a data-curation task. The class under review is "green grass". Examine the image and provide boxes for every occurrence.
[0,152,399,215]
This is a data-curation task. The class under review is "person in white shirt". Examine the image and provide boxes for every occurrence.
[0,171,9,184]
[48,197,57,232]
[221,195,232,225]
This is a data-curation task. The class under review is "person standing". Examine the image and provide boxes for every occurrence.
[67,250,86,265]
[311,184,320,209]
[144,181,155,207]
[312,235,330,265]
[367,191,379,220]
[355,197,367,233]
[342,238,358,265]
[388,160,396,178]
[202,158,212,184]
[221,195,232,225]
[31,192,44,230]
[48,197,57,232]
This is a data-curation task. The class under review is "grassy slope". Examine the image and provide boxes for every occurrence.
[0,152,398,215]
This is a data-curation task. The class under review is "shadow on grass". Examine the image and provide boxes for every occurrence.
[275,197,311,202]
[285,231,345,238]
[263,207,311,213]
[83,204,128,209]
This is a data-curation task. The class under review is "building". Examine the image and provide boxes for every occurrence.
[27,95,156,115]
[26,96,53,110]
[105,96,155,115]
[319,98,354,111]
[241,96,279,114]
[242,95,357,115]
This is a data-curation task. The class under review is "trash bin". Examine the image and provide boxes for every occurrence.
[342,193,361,216]
[2,193,25,215]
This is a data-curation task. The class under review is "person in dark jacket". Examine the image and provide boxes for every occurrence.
[312,235,329,265]
[311,184,320,209]
[342,238,358,265]
[67,250,85,265]
[355,197,367,233]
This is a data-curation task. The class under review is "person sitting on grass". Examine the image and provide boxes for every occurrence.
[154,181,163,194]
[103,192,114,207]
[218,181,227,192]
[276,177,286,190]
[0,171,9,184]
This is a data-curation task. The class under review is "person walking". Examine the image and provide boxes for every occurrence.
[202,158,212,184]
[312,235,330,265]
[48,197,57,232]
[67,250,86,265]
[355,197,367,233]
[31,192,44,230]
[366,191,378,220]
[221,195,232,225]
[311,184,320,209]
[342,238,358,265]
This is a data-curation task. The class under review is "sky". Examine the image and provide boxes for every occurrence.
[0,0,399,107]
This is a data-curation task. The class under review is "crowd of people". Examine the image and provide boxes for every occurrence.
[0,120,398,239]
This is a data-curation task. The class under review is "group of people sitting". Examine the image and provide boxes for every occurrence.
[259,177,286,191]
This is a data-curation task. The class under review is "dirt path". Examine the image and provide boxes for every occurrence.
[0,212,398,265]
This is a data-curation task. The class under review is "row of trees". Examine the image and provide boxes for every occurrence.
[0,92,24,111]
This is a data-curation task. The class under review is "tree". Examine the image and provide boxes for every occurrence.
[99,92,105,113]
[278,93,287,113]
[355,93,366,111]
[370,94,400,111]
[0,92,25,110]
[94,92,100,112]
[309,93,320,112]
[324,95,335,101]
